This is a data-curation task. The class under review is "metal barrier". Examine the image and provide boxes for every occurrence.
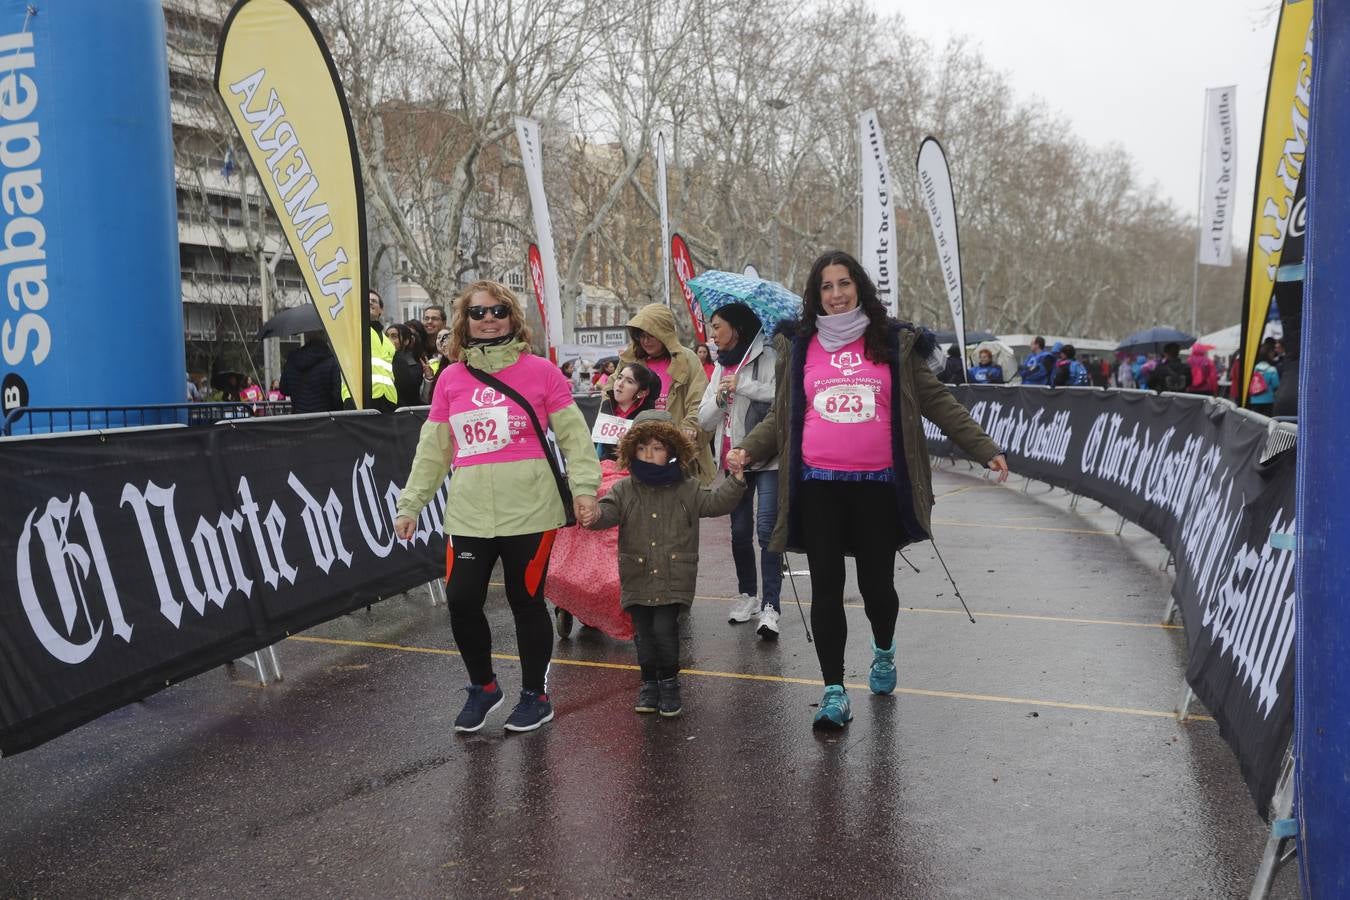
[2,401,294,437]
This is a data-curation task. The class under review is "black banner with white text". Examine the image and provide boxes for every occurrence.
[925,385,1294,816]
[0,411,446,756]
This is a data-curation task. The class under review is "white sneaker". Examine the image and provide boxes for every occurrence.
[756,605,781,640]
[728,594,759,623]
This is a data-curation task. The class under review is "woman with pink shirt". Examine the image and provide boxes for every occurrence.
[730,250,1009,730]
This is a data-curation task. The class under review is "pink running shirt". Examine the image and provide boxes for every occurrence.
[644,355,672,410]
[430,355,574,467]
[801,335,892,471]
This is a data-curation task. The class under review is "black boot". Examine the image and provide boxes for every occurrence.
[634,681,659,714]
[658,676,682,718]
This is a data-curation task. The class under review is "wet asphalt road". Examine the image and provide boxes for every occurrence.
[0,467,1298,899]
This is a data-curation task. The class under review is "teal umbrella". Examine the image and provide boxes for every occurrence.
[688,270,802,336]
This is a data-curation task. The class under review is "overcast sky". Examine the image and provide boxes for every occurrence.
[880,0,1281,250]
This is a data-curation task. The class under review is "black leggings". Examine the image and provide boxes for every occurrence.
[629,605,681,680]
[798,479,902,685]
[445,531,556,693]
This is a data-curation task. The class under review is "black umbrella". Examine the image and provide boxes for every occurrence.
[258,304,322,339]
[1116,327,1195,355]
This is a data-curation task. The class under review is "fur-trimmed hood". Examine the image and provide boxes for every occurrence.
[616,411,697,474]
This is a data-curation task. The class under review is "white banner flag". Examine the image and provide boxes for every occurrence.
[514,117,565,356]
[916,136,967,363]
[858,109,898,315]
[656,132,671,307]
[1199,86,1237,267]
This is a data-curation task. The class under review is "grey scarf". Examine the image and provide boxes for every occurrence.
[814,307,869,351]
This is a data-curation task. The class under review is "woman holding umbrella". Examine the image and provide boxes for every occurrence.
[616,304,714,484]
[728,250,1009,730]
[698,302,783,638]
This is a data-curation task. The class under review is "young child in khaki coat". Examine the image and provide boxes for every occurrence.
[581,410,745,716]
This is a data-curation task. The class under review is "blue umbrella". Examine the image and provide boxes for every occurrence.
[1116,327,1196,355]
[688,270,802,336]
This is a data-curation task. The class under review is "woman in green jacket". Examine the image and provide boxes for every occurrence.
[394,281,602,735]
[729,251,1009,730]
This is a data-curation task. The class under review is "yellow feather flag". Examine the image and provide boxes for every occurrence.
[1240,0,1313,405]
[214,0,368,407]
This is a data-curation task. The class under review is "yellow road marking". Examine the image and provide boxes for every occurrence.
[286,635,1211,722]
[484,582,1180,631]
[933,484,988,499]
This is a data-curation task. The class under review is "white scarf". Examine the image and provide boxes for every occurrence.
[814,307,869,351]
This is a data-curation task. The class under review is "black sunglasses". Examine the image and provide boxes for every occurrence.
[467,303,511,321]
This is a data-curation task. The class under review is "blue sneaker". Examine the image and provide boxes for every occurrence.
[453,682,504,733]
[812,684,852,729]
[869,638,897,695]
[504,689,555,732]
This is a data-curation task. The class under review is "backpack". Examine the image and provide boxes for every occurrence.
[1067,359,1090,386]
[1160,360,1188,392]
[1249,369,1269,396]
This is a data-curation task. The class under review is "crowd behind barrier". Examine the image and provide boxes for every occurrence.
[924,382,1296,817]
[2,402,294,437]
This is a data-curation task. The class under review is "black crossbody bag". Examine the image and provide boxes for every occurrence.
[463,365,576,526]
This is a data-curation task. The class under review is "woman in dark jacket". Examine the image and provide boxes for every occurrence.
[731,250,1008,730]
[385,323,424,408]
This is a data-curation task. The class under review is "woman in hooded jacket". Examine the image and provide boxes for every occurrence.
[616,303,715,484]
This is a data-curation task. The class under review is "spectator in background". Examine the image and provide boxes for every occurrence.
[187,372,203,402]
[280,332,343,413]
[1146,343,1189,393]
[421,328,453,405]
[421,305,447,357]
[939,345,967,384]
[385,323,424,407]
[1187,345,1218,395]
[1052,344,1091,387]
[1018,336,1054,386]
[1249,345,1281,416]
[1115,352,1136,389]
[695,343,716,381]
[967,348,1003,384]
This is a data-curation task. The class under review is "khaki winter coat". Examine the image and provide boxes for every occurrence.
[616,304,715,484]
[590,474,744,608]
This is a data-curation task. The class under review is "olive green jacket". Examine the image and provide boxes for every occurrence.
[589,473,745,607]
[616,303,715,484]
[738,325,1000,553]
[397,340,602,538]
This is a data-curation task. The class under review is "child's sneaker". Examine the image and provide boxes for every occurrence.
[453,681,504,733]
[728,594,759,623]
[869,638,897,694]
[554,607,574,639]
[634,681,660,714]
[657,677,683,717]
[756,605,780,641]
[812,684,852,729]
[504,690,554,732]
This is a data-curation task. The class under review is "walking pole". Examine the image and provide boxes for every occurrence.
[782,552,813,642]
[929,538,976,623]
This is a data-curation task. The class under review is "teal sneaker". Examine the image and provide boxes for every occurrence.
[869,638,897,695]
[812,684,852,729]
